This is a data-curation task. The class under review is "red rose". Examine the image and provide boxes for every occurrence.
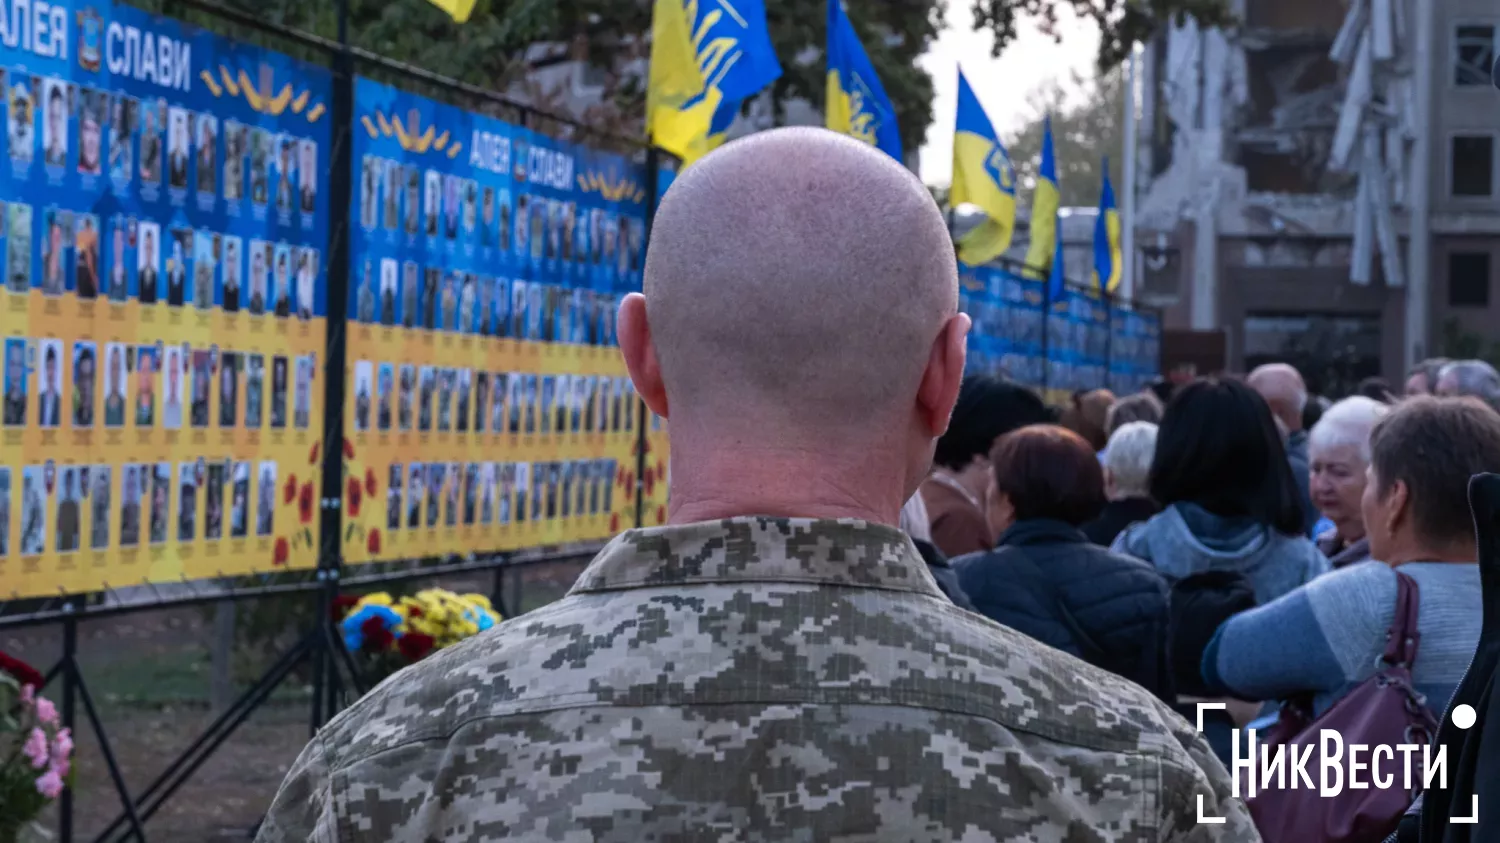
[299,482,316,524]
[308,441,320,465]
[346,478,362,516]
[366,528,382,555]
[330,595,359,621]
[406,603,422,618]
[398,632,435,662]
[342,437,355,459]
[0,651,44,690]
[273,537,290,566]
[283,474,298,504]
[365,468,378,498]
[609,512,620,533]
[361,616,394,651]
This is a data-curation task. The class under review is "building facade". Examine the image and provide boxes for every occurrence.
[1134,0,1500,392]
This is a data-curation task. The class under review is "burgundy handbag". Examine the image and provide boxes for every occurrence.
[1246,572,1438,843]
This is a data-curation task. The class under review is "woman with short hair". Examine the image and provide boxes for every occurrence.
[1083,421,1160,546]
[1308,396,1389,568]
[955,424,1173,702]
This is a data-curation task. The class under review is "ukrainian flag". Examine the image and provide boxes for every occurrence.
[1092,158,1123,295]
[951,68,1017,265]
[646,0,782,166]
[424,0,477,23]
[826,0,903,162]
[1023,116,1063,297]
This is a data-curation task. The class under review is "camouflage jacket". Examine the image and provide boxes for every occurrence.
[256,517,1260,842]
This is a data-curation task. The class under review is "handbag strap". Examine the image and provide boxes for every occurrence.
[1381,571,1422,668]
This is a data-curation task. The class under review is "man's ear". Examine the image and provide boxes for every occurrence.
[618,293,667,420]
[917,313,970,438]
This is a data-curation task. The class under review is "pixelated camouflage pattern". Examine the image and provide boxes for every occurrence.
[256,517,1260,842]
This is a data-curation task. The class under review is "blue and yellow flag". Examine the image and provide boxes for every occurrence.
[951,68,1017,265]
[423,0,478,23]
[1023,116,1062,297]
[646,0,782,166]
[826,0,903,162]
[1092,158,1123,295]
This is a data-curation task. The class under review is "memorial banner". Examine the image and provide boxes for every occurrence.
[344,77,648,565]
[0,0,331,599]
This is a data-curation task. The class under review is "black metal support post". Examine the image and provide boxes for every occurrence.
[93,630,317,843]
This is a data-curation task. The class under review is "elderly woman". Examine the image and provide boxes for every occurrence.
[1203,397,1496,721]
[1083,421,1160,546]
[1435,359,1500,411]
[1308,396,1389,568]
[954,424,1173,701]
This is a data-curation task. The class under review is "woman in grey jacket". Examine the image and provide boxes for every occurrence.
[1112,377,1329,604]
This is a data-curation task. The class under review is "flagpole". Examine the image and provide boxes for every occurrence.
[1121,46,1138,303]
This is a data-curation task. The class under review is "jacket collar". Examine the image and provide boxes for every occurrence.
[996,518,1089,548]
[568,517,944,599]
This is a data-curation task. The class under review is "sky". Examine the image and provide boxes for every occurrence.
[916,6,1098,187]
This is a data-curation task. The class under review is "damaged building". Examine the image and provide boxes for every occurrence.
[1135,0,1500,391]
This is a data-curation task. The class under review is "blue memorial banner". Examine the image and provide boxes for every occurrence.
[345,77,648,565]
[0,0,332,598]
[960,262,1157,403]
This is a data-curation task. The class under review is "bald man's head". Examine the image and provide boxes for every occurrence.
[620,128,969,522]
[1248,363,1308,433]
[638,128,957,426]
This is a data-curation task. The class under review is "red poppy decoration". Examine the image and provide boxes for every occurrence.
[346,479,362,517]
[330,594,359,621]
[366,527,382,555]
[361,616,394,651]
[273,537,290,566]
[308,441,320,466]
[364,468,377,498]
[342,437,355,459]
[609,512,621,533]
[0,651,44,690]
[283,474,298,504]
[299,482,316,524]
[398,632,435,662]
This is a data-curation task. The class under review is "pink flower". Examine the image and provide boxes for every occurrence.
[35,770,64,799]
[51,727,73,774]
[23,727,49,769]
[20,684,34,706]
[34,696,57,727]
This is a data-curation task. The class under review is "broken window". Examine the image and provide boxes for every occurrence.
[1455,25,1497,86]
[1448,252,1491,308]
[1452,135,1495,197]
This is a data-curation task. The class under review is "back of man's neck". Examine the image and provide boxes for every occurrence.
[663,440,907,529]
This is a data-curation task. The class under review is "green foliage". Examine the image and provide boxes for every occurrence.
[1004,68,1125,206]
[971,0,1235,71]
[1440,318,1500,369]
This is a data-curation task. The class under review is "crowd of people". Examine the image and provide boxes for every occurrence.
[255,129,1498,842]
